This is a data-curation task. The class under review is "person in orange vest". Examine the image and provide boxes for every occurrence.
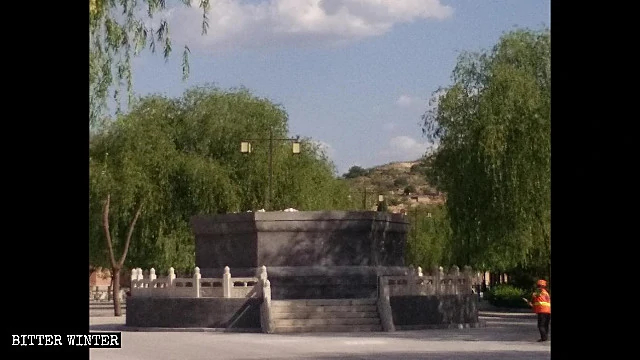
[523,279,551,342]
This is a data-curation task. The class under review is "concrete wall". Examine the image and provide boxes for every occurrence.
[389,295,479,327]
[125,297,262,329]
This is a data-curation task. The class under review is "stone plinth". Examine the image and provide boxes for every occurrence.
[191,211,408,269]
[190,211,410,299]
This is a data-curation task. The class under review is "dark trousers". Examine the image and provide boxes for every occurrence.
[537,313,551,340]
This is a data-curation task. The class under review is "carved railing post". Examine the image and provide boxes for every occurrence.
[167,267,175,297]
[261,279,274,333]
[257,265,268,294]
[168,267,176,287]
[137,268,144,282]
[223,266,231,298]
[130,268,139,296]
[149,268,156,288]
[194,267,201,298]
[451,265,460,294]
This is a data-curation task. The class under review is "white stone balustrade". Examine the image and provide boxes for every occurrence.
[130,266,262,298]
[381,265,480,296]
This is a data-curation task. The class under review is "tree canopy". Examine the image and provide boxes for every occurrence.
[405,205,452,271]
[343,166,369,179]
[89,86,351,272]
[89,0,210,126]
[421,28,550,274]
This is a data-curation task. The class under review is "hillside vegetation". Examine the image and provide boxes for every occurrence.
[342,160,445,212]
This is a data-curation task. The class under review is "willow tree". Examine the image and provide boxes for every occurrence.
[89,94,240,316]
[405,204,453,271]
[89,0,211,126]
[275,140,352,211]
[163,85,351,212]
[422,28,550,275]
[90,86,355,316]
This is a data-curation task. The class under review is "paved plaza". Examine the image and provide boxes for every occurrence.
[89,312,550,360]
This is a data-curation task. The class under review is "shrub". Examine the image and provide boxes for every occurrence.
[343,166,369,179]
[404,185,416,195]
[394,177,409,187]
[485,284,529,309]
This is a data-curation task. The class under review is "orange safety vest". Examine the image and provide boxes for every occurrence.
[532,289,551,314]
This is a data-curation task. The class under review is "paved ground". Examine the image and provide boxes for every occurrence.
[89,312,550,360]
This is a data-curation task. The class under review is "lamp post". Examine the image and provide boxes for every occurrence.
[361,186,374,210]
[240,128,301,211]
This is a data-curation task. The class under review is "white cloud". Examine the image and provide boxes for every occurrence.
[395,94,423,107]
[311,140,336,159]
[160,0,454,51]
[379,135,431,161]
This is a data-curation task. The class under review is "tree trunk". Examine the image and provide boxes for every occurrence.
[103,194,142,317]
[112,267,122,316]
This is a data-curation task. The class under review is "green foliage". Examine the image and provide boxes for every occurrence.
[485,284,529,309]
[506,265,550,291]
[403,185,416,195]
[405,205,452,270]
[90,86,349,272]
[393,177,409,187]
[89,0,210,126]
[376,200,388,212]
[343,166,369,179]
[421,28,550,274]
[409,161,428,176]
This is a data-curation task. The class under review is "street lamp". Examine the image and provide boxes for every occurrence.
[240,141,252,154]
[240,128,302,211]
[361,186,373,210]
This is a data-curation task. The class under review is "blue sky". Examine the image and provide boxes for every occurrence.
[129,0,550,175]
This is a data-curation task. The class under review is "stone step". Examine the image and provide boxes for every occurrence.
[273,324,382,333]
[274,317,380,326]
[272,311,378,319]
[270,305,378,313]
[90,303,127,309]
[271,298,377,307]
[269,298,381,333]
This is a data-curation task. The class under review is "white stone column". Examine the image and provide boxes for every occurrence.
[223,266,231,298]
[194,267,201,298]
[130,268,139,296]
[149,268,156,287]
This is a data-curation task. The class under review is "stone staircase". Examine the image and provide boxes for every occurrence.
[270,298,381,333]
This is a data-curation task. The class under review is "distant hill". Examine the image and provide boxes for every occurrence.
[342,160,445,212]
